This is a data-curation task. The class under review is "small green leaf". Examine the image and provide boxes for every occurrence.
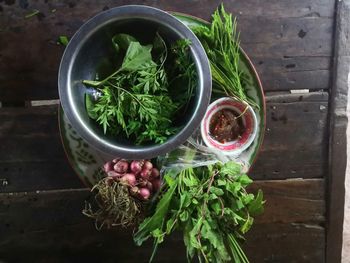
[242,193,254,205]
[133,180,177,246]
[201,220,230,260]
[210,201,222,215]
[220,161,242,176]
[85,93,98,120]
[183,177,197,187]
[226,181,241,196]
[210,187,224,196]
[57,35,69,46]
[180,210,189,222]
[189,218,203,249]
[217,179,226,186]
[122,42,153,71]
[112,33,137,53]
[237,174,253,186]
[151,228,164,243]
[248,189,265,216]
[240,216,254,234]
[209,193,218,200]
[166,217,175,234]
[82,80,101,87]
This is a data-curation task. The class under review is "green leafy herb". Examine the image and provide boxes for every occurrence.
[134,161,265,262]
[57,35,69,46]
[85,94,98,120]
[191,5,258,108]
[167,39,197,112]
[83,33,196,144]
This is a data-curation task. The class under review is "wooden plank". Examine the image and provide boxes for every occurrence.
[0,223,325,263]
[245,223,325,263]
[250,92,328,180]
[326,0,350,261]
[252,56,331,91]
[257,69,330,91]
[239,16,333,91]
[253,56,331,73]
[0,92,328,193]
[249,179,325,224]
[239,17,333,55]
[0,106,84,192]
[0,179,325,262]
[0,0,334,101]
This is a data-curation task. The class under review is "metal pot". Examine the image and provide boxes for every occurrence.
[58,5,211,159]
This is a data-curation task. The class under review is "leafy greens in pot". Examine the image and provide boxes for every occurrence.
[83,33,197,145]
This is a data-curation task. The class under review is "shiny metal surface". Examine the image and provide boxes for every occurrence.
[58,5,211,159]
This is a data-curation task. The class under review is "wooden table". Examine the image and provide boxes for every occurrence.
[1,1,349,262]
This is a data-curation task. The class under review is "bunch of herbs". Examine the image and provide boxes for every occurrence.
[191,5,258,108]
[83,33,196,144]
[134,161,264,262]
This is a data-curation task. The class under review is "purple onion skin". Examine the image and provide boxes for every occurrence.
[146,181,153,192]
[150,168,160,179]
[140,168,151,179]
[103,161,114,173]
[143,160,153,171]
[104,158,160,199]
[139,188,151,200]
[121,173,136,186]
[152,179,162,192]
[130,160,144,174]
[114,160,129,173]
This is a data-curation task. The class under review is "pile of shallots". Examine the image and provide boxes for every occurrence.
[103,159,161,201]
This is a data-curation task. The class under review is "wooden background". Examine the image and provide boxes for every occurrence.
[0,0,344,262]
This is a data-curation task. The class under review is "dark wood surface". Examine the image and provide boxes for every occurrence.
[0,0,334,101]
[0,0,346,262]
[0,179,324,263]
[326,0,350,262]
[250,92,328,180]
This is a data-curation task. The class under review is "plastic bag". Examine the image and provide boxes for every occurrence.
[158,128,249,175]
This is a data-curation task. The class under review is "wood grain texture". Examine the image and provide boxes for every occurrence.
[245,223,325,263]
[0,179,325,262]
[0,0,334,101]
[0,106,84,192]
[326,0,350,261]
[249,179,325,224]
[0,92,329,192]
[250,92,329,180]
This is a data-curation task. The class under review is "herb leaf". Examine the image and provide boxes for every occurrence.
[122,42,153,71]
[191,4,259,108]
[134,161,264,262]
[85,93,98,120]
[82,33,195,144]
[134,178,178,245]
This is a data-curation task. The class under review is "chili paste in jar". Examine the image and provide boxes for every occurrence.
[209,109,245,143]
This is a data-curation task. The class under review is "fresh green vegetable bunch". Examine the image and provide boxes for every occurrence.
[191,5,258,108]
[83,33,196,144]
[134,161,264,263]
